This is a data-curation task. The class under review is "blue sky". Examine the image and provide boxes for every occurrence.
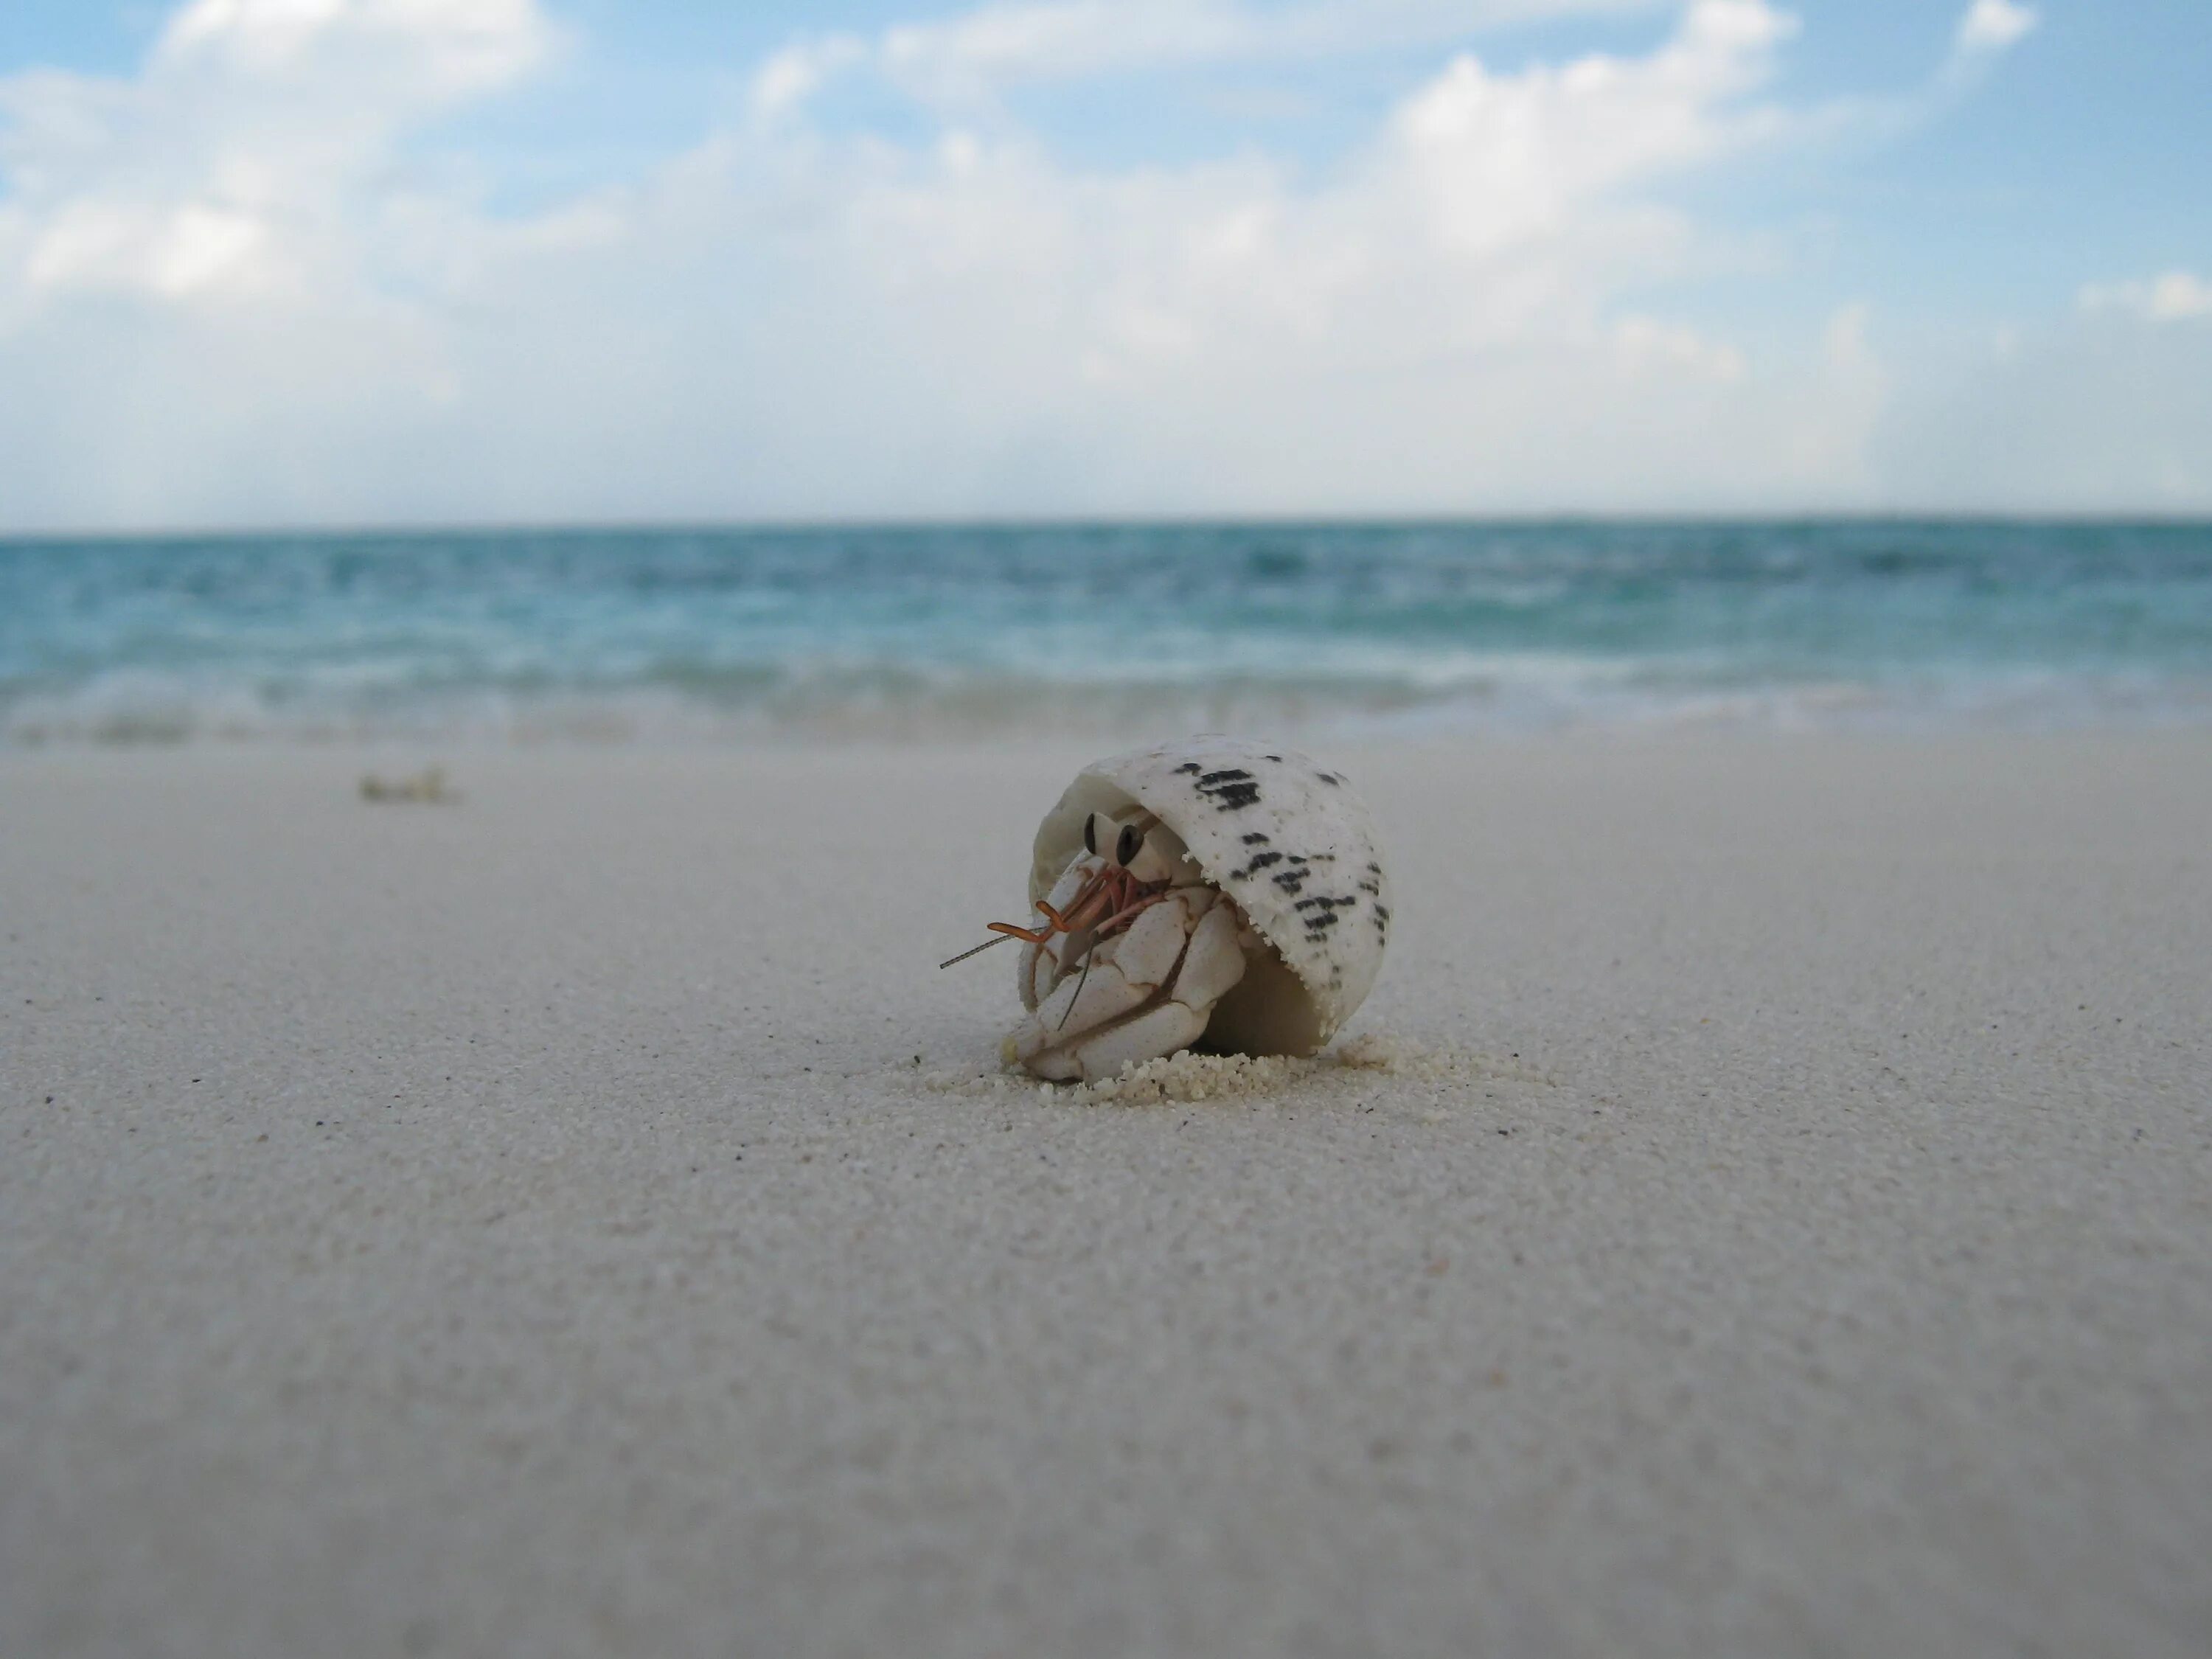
[0,0,2207,527]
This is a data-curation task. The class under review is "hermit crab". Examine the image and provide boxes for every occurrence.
[941,736,1391,1083]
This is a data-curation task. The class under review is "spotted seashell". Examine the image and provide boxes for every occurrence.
[1026,735,1391,1057]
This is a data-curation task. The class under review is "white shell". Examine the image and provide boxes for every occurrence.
[1026,734,1391,1058]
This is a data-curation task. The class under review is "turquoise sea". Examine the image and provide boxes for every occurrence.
[4,521,2210,742]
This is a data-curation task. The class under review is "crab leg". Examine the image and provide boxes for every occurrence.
[1054,951,1097,1030]
[998,867,1124,944]
[938,863,1151,970]
[1051,891,1175,1029]
[935,894,1082,968]
[1090,891,1169,940]
[1036,876,1168,970]
[982,898,1077,947]
[1014,888,1250,1078]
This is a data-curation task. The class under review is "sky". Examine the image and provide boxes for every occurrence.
[0,0,2207,529]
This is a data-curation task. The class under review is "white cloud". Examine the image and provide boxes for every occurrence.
[2079,271,2212,324]
[0,0,554,309]
[867,0,1664,108]
[1379,0,1792,256]
[1936,0,2034,94]
[0,0,2168,526]
[157,0,551,94]
[1614,313,1745,380]
[1954,0,2037,55]
[748,34,866,124]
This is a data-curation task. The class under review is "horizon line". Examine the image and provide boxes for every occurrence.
[7,509,2212,544]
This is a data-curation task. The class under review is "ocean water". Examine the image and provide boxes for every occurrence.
[3,521,2210,743]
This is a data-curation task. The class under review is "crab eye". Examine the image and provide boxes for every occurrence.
[1082,813,1099,856]
[1115,824,1143,866]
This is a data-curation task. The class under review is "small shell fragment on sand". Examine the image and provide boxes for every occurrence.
[360,766,458,804]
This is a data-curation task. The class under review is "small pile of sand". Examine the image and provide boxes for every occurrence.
[917,1029,1554,1105]
[1070,1048,1318,1104]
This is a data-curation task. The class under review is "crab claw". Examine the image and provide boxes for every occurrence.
[1012,882,1248,1084]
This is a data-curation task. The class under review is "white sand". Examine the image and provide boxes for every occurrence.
[3,735,2209,1657]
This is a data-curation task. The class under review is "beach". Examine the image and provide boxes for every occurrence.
[3,731,2209,1656]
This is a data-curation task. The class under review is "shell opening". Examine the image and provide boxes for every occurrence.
[1198,947,1324,1057]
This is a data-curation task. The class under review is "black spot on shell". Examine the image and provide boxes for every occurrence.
[1175,762,1202,775]
[1265,754,1283,762]
[1240,832,1271,846]
[1295,892,1360,916]
[1272,869,1310,894]
[1234,851,1283,879]
[1315,772,1343,786]
[1197,778,1262,811]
